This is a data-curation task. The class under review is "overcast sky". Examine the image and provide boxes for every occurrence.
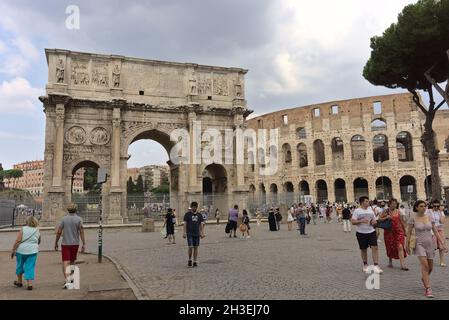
[0,0,417,169]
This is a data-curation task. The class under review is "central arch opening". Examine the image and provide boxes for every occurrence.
[353,178,369,201]
[202,163,228,215]
[126,130,174,222]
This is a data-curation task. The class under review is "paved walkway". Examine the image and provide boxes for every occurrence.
[0,221,448,300]
[0,251,135,300]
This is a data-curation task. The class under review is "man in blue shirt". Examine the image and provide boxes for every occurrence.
[183,202,205,267]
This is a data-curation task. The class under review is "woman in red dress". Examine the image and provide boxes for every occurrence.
[379,198,409,270]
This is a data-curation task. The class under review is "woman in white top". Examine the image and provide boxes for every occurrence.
[10,216,41,290]
[428,200,446,267]
[287,206,295,231]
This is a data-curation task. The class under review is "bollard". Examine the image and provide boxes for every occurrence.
[142,218,155,232]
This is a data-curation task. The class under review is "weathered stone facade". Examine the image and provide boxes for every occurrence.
[246,93,449,204]
[41,49,251,225]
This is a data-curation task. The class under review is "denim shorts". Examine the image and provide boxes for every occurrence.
[187,235,200,247]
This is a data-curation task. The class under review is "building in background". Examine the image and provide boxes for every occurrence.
[138,165,169,192]
[127,168,140,183]
[5,160,84,198]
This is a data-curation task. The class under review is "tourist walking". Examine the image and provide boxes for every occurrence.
[268,207,277,231]
[163,208,176,244]
[228,205,239,238]
[297,203,307,236]
[319,205,325,223]
[287,206,294,231]
[200,209,208,234]
[310,204,317,225]
[241,210,251,238]
[378,199,408,270]
[405,200,448,298]
[11,216,40,290]
[275,208,282,230]
[325,205,332,223]
[336,205,343,223]
[54,203,85,289]
[427,199,446,267]
[183,202,205,267]
[342,205,352,232]
[215,208,220,225]
[351,196,383,274]
[256,208,262,227]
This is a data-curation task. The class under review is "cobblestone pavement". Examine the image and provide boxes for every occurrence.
[1,221,448,300]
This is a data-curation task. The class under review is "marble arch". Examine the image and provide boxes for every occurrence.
[40,49,251,225]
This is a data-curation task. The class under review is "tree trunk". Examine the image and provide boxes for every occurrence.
[421,118,442,200]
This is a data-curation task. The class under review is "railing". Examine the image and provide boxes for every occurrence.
[0,199,42,228]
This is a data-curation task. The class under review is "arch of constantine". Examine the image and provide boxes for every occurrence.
[40,49,251,225]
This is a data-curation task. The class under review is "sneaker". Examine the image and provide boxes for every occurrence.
[373,266,383,274]
[363,265,369,273]
[193,261,198,267]
[63,282,72,289]
[187,260,192,267]
[440,263,447,267]
[246,236,251,239]
[425,288,434,298]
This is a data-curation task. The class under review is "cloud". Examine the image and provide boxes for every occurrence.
[0,77,43,115]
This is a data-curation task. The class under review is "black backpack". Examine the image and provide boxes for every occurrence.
[225,222,232,234]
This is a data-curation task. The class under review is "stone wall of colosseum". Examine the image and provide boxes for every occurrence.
[245,92,449,204]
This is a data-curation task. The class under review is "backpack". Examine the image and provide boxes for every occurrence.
[225,222,232,234]
[275,212,282,222]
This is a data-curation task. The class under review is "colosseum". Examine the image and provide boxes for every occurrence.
[246,92,449,207]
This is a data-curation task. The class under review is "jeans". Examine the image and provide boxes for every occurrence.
[299,217,306,235]
[343,219,351,232]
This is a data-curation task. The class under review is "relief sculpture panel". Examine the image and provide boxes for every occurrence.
[65,126,87,145]
[92,61,109,87]
[213,74,229,96]
[71,60,90,85]
[90,127,110,145]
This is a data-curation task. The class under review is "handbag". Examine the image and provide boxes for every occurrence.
[377,218,392,230]
[225,222,231,234]
[407,227,416,255]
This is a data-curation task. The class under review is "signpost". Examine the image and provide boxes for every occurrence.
[96,168,108,263]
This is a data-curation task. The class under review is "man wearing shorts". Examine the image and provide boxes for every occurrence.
[183,202,204,267]
[351,196,383,274]
[228,205,239,238]
[54,203,85,289]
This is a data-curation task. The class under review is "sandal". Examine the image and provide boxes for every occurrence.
[401,267,409,271]
[13,281,23,288]
[27,286,33,291]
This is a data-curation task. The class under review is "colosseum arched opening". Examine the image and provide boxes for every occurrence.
[334,178,347,203]
[354,178,369,201]
[375,176,392,200]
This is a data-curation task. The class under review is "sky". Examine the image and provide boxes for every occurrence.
[0,0,419,169]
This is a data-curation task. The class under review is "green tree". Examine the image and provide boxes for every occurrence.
[151,184,170,194]
[127,177,136,193]
[363,0,449,200]
[135,175,144,193]
[83,167,98,191]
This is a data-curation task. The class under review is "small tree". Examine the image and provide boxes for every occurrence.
[363,0,449,200]
[135,175,144,193]
[127,177,136,193]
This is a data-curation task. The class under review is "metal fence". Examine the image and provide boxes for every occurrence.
[0,199,42,229]
[72,193,101,224]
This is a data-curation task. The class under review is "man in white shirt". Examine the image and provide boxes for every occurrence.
[427,199,446,267]
[351,196,383,274]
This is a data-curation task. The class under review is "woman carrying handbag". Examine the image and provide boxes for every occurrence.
[405,200,448,298]
[378,199,408,270]
[10,216,41,291]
